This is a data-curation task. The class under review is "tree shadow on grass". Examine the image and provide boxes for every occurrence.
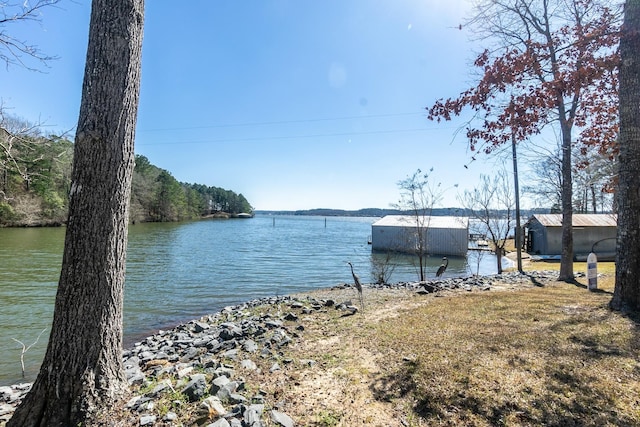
[372,360,639,427]
[564,276,614,295]
[369,307,640,426]
[525,272,547,287]
[369,358,420,403]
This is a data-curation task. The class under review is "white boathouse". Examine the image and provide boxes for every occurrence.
[371,215,469,256]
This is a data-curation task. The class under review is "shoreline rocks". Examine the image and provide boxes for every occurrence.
[0,271,559,426]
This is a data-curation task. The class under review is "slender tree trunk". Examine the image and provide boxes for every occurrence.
[559,121,574,281]
[611,0,640,312]
[511,129,523,273]
[543,12,575,282]
[7,1,144,426]
[496,247,503,274]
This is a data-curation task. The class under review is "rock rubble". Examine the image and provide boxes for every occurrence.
[0,270,559,426]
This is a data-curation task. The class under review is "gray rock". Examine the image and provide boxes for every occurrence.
[284,312,298,321]
[200,396,227,418]
[219,324,244,340]
[180,346,200,361]
[207,340,223,352]
[241,359,258,371]
[182,373,208,402]
[139,350,155,361]
[228,393,248,404]
[216,380,242,402]
[265,320,283,328]
[206,418,231,427]
[1,403,15,417]
[149,380,170,397]
[137,400,154,412]
[243,339,258,353]
[126,369,146,386]
[270,330,291,347]
[210,375,230,397]
[126,395,142,409]
[244,404,265,426]
[163,411,178,421]
[194,321,211,333]
[214,366,236,378]
[139,414,156,425]
[194,336,215,347]
[270,410,295,427]
[0,386,13,401]
[222,348,239,360]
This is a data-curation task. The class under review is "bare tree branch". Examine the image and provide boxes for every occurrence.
[11,328,47,378]
[0,0,61,70]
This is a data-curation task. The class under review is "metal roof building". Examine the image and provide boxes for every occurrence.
[525,214,617,260]
[371,215,469,256]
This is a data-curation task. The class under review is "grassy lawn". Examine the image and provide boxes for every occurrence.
[364,265,640,426]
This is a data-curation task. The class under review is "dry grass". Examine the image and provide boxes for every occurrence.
[277,265,640,427]
[364,277,640,426]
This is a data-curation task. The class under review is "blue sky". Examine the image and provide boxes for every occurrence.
[1,0,522,211]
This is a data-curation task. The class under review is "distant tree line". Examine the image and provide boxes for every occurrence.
[130,155,253,222]
[0,120,252,226]
[259,207,553,218]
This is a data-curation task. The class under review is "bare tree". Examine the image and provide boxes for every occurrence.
[526,144,617,214]
[1,0,64,204]
[0,0,61,70]
[611,0,640,312]
[525,148,564,211]
[393,168,445,281]
[1,115,50,198]
[573,146,617,213]
[461,168,515,274]
[7,0,145,425]
[371,251,397,284]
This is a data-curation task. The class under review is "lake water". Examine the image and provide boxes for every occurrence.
[0,215,499,385]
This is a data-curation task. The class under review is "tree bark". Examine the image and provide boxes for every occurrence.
[611,0,640,312]
[7,1,144,426]
[511,128,523,274]
[558,122,575,281]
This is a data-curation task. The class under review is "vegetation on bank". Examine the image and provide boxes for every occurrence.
[0,128,252,226]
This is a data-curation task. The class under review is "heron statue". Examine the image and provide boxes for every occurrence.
[436,257,448,278]
[347,262,364,312]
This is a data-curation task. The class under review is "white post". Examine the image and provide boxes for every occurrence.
[587,252,598,291]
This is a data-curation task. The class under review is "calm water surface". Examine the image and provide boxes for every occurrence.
[0,215,498,385]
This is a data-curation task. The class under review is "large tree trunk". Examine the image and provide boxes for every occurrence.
[611,0,640,312]
[7,1,144,426]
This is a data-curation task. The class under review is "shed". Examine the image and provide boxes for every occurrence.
[525,214,617,260]
[371,215,469,256]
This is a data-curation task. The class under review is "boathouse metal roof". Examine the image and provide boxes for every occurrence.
[372,215,469,229]
[529,214,617,228]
